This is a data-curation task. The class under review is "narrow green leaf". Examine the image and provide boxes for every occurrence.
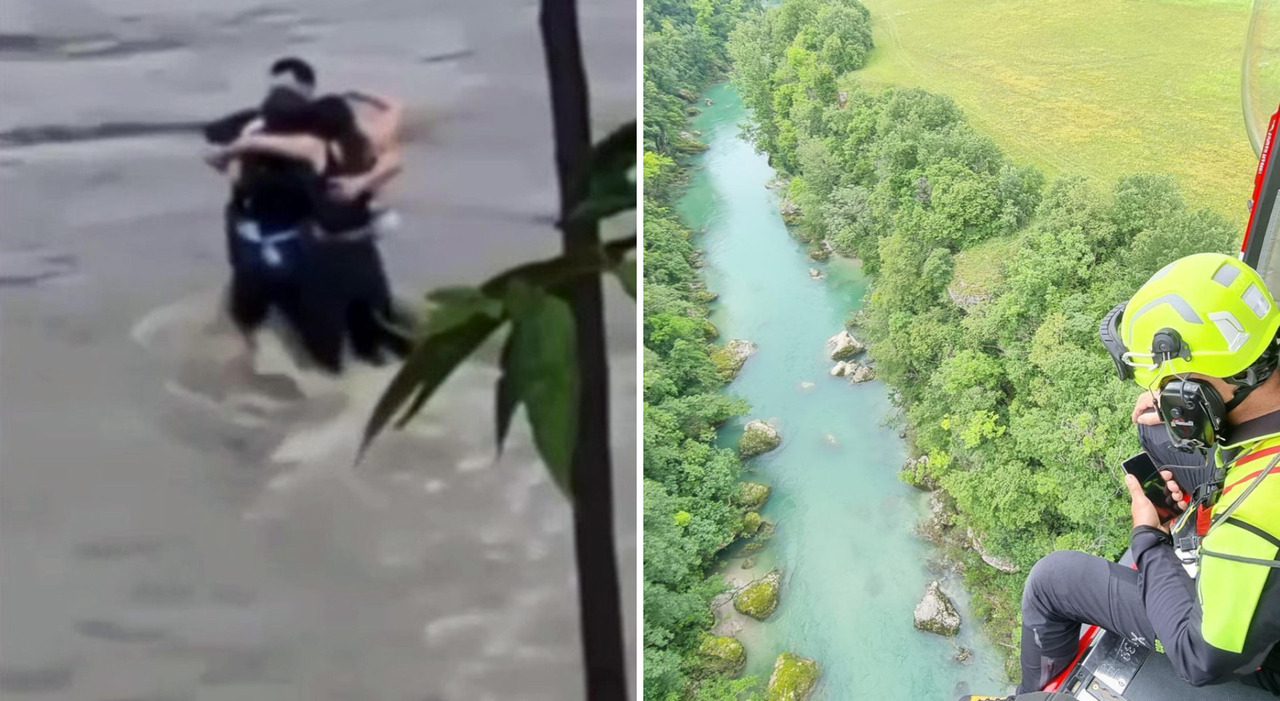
[393,379,432,431]
[505,283,579,496]
[591,121,637,168]
[427,286,492,305]
[567,121,637,225]
[391,314,506,430]
[495,333,518,454]
[358,313,505,461]
[568,193,636,225]
[479,238,636,298]
[422,287,504,336]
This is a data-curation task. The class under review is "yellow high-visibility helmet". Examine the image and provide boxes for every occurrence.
[1101,253,1280,389]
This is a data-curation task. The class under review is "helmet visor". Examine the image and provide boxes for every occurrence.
[1100,302,1134,380]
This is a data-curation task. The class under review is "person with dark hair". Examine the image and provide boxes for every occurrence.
[205,87,345,371]
[306,95,412,366]
[207,91,411,370]
[203,57,317,146]
[268,57,316,97]
[203,57,321,274]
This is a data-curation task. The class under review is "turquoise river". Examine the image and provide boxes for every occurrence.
[676,82,1008,699]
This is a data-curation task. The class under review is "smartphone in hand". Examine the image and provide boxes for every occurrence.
[1122,451,1182,522]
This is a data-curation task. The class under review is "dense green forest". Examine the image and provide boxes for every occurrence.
[725,0,1238,666]
[642,1,766,699]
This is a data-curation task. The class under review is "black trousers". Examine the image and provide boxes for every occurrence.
[1018,552,1280,694]
[226,215,410,373]
[1017,425,1273,694]
[1018,550,1156,693]
[1017,424,1182,693]
[226,233,345,374]
[308,236,411,365]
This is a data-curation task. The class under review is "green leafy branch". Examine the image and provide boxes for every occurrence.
[359,122,636,497]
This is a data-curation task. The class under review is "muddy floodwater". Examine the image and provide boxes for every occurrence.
[0,1,635,699]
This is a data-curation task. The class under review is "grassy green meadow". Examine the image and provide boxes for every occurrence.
[855,0,1265,224]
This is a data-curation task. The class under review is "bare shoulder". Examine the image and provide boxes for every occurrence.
[351,93,404,153]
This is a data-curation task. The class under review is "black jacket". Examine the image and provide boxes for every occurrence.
[1131,413,1280,688]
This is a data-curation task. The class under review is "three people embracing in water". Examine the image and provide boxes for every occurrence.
[202,57,412,374]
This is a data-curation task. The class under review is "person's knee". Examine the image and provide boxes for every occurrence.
[1023,550,1093,615]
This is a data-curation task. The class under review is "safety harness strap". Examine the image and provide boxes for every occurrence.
[1201,517,1280,569]
[1224,516,1280,549]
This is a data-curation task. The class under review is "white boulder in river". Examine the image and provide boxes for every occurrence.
[847,362,875,383]
[829,360,874,383]
[914,580,961,636]
[739,420,781,457]
[826,330,865,360]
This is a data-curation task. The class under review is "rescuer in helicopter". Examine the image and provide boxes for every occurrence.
[963,253,1280,700]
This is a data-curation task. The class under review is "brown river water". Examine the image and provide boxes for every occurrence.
[0,1,636,699]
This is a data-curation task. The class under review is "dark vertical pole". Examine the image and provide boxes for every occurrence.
[537,1,629,699]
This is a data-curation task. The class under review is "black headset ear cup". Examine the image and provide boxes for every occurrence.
[1201,382,1227,429]
[1159,378,1227,449]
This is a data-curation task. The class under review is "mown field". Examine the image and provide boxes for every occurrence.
[856,0,1266,224]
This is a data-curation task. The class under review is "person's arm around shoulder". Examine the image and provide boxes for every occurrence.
[203,108,259,145]
[328,148,403,201]
[209,133,328,173]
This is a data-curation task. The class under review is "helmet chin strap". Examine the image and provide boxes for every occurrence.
[1225,381,1261,413]
[1223,346,1280,413]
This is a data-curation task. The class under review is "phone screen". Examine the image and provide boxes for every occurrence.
[1121,452,1180,522]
